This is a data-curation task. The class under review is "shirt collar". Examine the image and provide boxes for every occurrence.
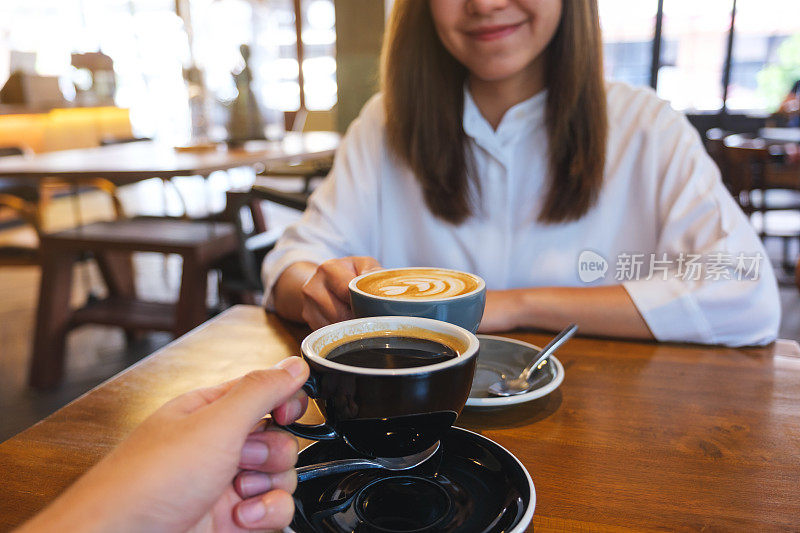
[463,85,547,145]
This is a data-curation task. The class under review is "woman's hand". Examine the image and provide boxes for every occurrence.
[478,290,524,333]
[478,286,652,339]
[300,256,382,330]
[17,358,311,533]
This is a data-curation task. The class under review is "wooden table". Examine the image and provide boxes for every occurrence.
[1,306,798,531]
[0,131,340,184]
[0,131,338,386]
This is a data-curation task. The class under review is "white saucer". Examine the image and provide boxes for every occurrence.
[466,335,565,408]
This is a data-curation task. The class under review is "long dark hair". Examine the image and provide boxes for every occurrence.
[381,0,607,224]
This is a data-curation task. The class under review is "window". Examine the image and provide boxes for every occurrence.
[600,0,736,109]
[301,0,337,111]
[0,0,191,143]
[0,0,337,143]
[599,0,659,87]
[189,0,336,114]
[657,0,733,111]
[599,0,800,114]
[728,0,800,112]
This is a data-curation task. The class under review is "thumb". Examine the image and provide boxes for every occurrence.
[204,358,310,436]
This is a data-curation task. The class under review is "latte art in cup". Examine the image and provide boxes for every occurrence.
[349,267,486,332]
[355,268,482,300]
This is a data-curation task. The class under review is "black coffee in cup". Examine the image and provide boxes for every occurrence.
[279,317,480,459]
[324,336,458,369]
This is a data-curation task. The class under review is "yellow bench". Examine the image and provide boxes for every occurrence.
[0,107,131,153]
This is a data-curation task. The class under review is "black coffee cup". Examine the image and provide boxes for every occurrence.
[279,316,479,458]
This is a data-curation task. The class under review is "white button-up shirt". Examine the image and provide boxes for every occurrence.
[264,81,780,346]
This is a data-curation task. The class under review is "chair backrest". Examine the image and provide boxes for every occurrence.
[0,142,42,238]
[0,192,41,234]
[223,189,273,291]
[0,146,38,201]
[722,135,771,196]
[251,184,310,212]
[705,128,730,180]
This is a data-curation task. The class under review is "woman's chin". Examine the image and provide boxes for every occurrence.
[468,65,534,85]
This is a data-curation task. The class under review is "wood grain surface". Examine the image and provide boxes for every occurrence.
[1,305,798,532]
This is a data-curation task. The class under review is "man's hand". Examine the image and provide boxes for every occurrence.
[17,358,311,533]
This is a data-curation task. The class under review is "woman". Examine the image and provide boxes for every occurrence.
[264,0,780,346]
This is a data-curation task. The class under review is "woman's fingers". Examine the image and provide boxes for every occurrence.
[301,299,337,330]
[302,274,352,325]
[233,489,295,530]
[352,256,383,275]
[300,256,382,329]
[234,469,298,499]
[317,259,359,302]
[238,428,299,472]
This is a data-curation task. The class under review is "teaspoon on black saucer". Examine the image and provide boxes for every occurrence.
[296,441,440,482]
[290,427,535,533]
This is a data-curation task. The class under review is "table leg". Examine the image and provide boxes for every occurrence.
[96,250,139,343]
[95,250,136,298]
[174,255,209,336]
[249,197,267,233]
[29,247,77,389]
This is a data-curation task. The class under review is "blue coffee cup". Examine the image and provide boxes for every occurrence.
[348,267,486,333]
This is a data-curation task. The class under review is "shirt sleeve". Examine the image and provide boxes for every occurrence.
[261,96,384,308]
[621,100,781,347]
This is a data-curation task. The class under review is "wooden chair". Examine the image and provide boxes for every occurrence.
[722,135,800,271]
[0,147,38,251]
[99,136,195,220]
[221,116,329,302]
[705,128,730,182]
[26,176,236,389]
[0,144,125,267]
[0,190,41,266]
[31,218,237,388]
[215,188,285,305]
[0,146,39,265]
[251,180,313,211]
[215,180,316,305]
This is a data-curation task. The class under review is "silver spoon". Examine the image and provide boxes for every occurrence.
[296,441,440,483]
[488,323,578,397]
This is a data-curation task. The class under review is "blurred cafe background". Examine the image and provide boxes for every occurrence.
[0,0,799,440]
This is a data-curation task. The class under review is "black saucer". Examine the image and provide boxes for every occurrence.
[288,427,535,533]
